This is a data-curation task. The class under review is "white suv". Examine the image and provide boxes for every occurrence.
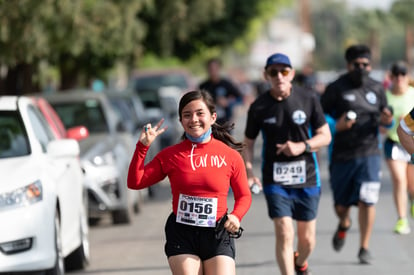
[0,96,89,274]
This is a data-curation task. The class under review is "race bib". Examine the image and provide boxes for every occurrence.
[176,194,218,227]
[360,181,381,204]
[273,160,306,185]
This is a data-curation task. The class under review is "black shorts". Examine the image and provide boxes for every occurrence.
[330,155,381,206]
[164,213,235,261]
[264,189,320,221]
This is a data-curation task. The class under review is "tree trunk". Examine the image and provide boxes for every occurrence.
[59,53,79,91]
[369,30,380,68]
[405,24,413,67]
[2,63,36,95]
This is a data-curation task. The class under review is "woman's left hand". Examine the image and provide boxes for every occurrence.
[224,214,241,234]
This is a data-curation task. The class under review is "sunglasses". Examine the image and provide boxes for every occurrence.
[267,68,291,77]
[353,62,370,69]
[392,71,407,77]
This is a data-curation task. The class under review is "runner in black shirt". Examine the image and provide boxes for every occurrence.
[321,44,393,264]
[245,84,327,188]
[199,58,242,125]
[244,53,331,275]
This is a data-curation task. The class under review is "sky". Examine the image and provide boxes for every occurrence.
[346,0,395,10]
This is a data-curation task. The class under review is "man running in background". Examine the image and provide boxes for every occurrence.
[199,58,242,125]
[321,44,393,264]
[243,53,331,275]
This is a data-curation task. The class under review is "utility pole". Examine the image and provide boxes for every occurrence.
[299,0,314,64]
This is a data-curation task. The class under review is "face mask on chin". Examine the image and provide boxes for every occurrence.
[348,68,370,86]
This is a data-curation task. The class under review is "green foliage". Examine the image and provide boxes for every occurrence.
[0,0,150,88]
[138,53,183,69]
[48,0,149,82]
[140,0,288,60]
[311,0,348,68]
[0,0,55,65]
[347,9,387,41]
[233,0,291,53]
[311,0,408,69]
[391,0,414,25]
[1,0,284,90]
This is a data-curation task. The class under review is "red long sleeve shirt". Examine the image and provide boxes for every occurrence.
[127,138,252,222]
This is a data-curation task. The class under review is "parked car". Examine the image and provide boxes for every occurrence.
[130,69,194,147]
[32,96,90,141]
[105,90,147,136]
[130,68,195,109]
[0,96,89,273]
[105,90,161,153]
[45,91,140,225]
[105,91,162,197]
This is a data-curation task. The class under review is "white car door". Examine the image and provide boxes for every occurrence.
[26,105,82,256]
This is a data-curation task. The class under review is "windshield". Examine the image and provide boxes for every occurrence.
[109,98,135,123]
[51,100,109,134]
[134,74,188,108]
[0,111,30,158]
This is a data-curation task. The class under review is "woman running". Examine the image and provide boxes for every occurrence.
[384,61,414,234]
[127,90,252,275]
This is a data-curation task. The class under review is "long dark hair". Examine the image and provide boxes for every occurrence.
[178,90,244,152]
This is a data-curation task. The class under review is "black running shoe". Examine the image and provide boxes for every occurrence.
[332,222,351,252]
[358,247,372,264]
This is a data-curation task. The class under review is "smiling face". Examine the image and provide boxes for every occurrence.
[180,99,217,138]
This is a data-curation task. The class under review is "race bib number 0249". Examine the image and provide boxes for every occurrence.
[176,194,218,227]
[273,160,306,185]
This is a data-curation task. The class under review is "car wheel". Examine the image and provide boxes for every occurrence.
[133,190,142,214]
[133,200,140,214]
[111,206,132,224]
[65,201,90,270]
[45,211,65,275]
[111,209,131,224]
[88,217,101,226]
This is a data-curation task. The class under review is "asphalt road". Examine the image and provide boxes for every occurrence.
[70,105,414,275]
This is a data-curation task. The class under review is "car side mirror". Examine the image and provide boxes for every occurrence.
[66,126,89,141]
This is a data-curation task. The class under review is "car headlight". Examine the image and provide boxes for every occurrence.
[91,151,115,166]
[0,180,43,210]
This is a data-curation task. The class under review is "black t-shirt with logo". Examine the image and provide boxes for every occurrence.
[321,73,387,162]
[245,85,326,188]
[199,79,241,123]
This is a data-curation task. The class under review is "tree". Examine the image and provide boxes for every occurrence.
[346,9,390,67]
[140,0,288,60]
[0,0,289,94]
[310,0,406,70]
[0,0,56,94]
[0,0,149,93]
[391,0,414,66]
[47,0,148,90]
[311,0,348,69]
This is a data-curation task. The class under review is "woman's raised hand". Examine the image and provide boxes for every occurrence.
[140,119,167,146]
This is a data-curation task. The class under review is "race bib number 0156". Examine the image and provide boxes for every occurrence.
[273,160,306,185]
[176,194,218,227]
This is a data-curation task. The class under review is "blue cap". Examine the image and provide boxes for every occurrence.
[265,53,292,69]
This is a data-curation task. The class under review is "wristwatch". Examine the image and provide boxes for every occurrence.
[304,141,311,153]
